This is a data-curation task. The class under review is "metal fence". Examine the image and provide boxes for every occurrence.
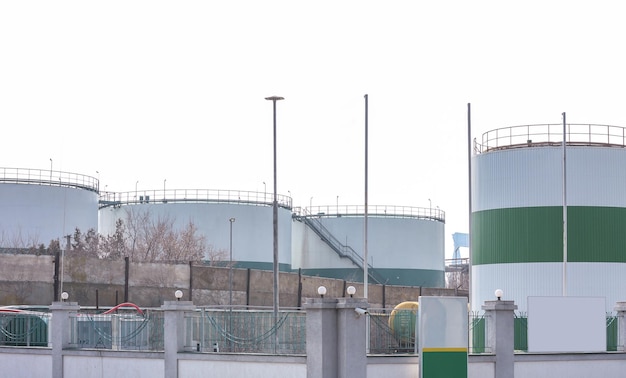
[368,308,417,354]
[68,309,164,351]
[607,313,619,352]
[0,312,51,347]
[1,307,622,355]
[469,311,490,354]
[185,308,306,355]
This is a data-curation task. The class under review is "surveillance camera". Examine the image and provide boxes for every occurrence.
[354,307,368,316]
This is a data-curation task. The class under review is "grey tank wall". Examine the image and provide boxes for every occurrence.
[99,202,293,269]
[0,183,98,246]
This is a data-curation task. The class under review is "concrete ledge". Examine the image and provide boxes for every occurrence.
[303,297,338,309]
[482,300,517,311]
[179,352,306,363]
[514,352,626,362]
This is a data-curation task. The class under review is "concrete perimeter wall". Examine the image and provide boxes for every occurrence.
[3,347,626,378]
[0,253,461,308]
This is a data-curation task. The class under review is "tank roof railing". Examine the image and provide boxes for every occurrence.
[475,123,626,154]
[98,188,292,210]
[0,167,99,193]
[294,204,445,223]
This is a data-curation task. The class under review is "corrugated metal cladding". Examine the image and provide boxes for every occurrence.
[473,147,626,211]
[472,206,626,265]
[471,144,626,312]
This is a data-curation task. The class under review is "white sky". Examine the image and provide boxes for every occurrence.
[2,1,626,259]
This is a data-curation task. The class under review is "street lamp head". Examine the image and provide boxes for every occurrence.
[495,289,503,300]
[317,286,327,298]
[229,218,235,223]
[265,96,284,101]
[346,286,356,297]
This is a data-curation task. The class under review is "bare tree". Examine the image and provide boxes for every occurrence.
[205,244,231,267]
[99,208,207,263]
[61,209,212,263]
[0,227,42,249]
[446,267,469,292]
[99,218,126,259]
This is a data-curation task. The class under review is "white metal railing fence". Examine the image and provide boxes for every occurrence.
[476,123,626,153]
[0,167,98,192]
[184,308,306,355]
[68,310,164,351]
[99,188,292,209]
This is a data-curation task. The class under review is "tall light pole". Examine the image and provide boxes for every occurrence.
[229,217,235,308]
[364,94,369,299]
[265,95,284,337]
[49,158,52,182]
[263,181,266,202]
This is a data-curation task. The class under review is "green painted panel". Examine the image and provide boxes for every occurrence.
[473,206,626,264]
[472,207,562,264]
[568,207,626,262]
[422,350,468,377]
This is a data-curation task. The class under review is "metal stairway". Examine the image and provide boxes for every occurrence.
[294,209,386,285]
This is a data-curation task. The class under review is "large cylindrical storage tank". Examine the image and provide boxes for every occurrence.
[471,124,626,312]
[292,205,445,287]
[98,189,293,270]
[0,168,98,247]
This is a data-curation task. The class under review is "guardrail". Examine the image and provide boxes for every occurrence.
[99,189,292,209]
[0,167,98,193]
[295,204,445,222]
[476,123,626,153]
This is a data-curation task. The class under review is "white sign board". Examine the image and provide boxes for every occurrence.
[527,296,605,353]
[419,296,468,378]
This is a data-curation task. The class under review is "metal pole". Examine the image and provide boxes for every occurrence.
[265,95,284,352]
[272,99,279,315]
[467,103,473,310]
[229,217,235,353]
[562,112,568,296]
[229,218,235,308]
[364,94,369,299]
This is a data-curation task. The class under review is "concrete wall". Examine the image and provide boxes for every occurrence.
[0,253,459,308]
[3,346,626,378]
[0,350,52,378]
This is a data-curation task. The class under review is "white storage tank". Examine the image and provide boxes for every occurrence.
[0,168,98,247]
[471,123,626,312]
[292,205,445,287]
[98,189,293,270]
